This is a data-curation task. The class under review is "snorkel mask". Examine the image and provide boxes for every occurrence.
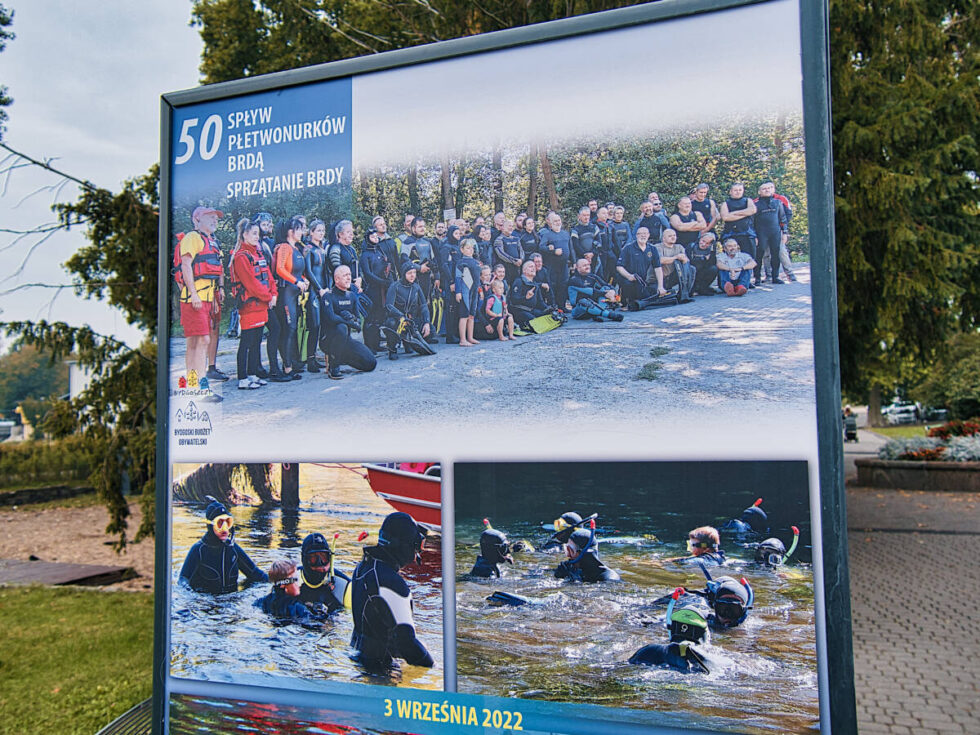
[665,587,708,644]
[700,563,754,626]
[756,526,800,567]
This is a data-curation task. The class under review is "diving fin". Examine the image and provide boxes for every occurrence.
[403,327,435,356]
[486,591,532,607]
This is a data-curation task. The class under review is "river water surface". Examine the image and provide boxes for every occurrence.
[169,464,443,691]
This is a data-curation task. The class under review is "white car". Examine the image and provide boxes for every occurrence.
[887,405,918,425]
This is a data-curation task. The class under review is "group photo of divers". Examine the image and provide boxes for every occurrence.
[169,463,443,690]
[172,177,799,399]
[454,461,819,734]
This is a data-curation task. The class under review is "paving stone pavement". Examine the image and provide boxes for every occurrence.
[847,488,980,734]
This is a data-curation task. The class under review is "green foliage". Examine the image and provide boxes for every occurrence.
[831,0,980,400]
[0,344,69,416]
[191,0,647,84]
[0,4,14,140]
[0,322,157,546]
[913,332,980,419]
[0,586,153,735]
[58,166,161,332]
[0,435,93,489]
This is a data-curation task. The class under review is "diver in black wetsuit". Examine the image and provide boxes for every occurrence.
[371,216,400,278]
[257,559,317,624]
[298,532,350,614]
[328,219,361,294]
[630,589,710,673]
[493,219,525,286]
[469,523,513,578]
[350,512,434,670]
[510,261,552,329]
[178,498,267,594]
[359,228,392,353]
[438,225,462,344]
[320,265,378,378]
[722,498,769,537]
[702,572,753,629]
[383,261,432,360]
[538,213,572,309]
[720,183,758,285]
[751,526,800,568]
[570,206,602,277]
[568,258,624,322]
[401,218,438,327]
[753,182,790,283]
[253,213,281,379]
[272,217,309,378]
[554,526,621,583]
[304,219,329,373]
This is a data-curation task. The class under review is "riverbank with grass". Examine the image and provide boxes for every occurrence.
[0,585,153,735]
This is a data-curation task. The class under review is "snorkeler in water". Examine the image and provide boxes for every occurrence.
[678,525,727,566]
[554,523,621,583]
[298,532,351,614]
[538,511,597,551]
[469,520,513,578]
[750,526,800,568]
[721,497,769,537]
[629,588,710,673]
[178,497,268,594]
[256,559,317,624]
[350,511,434,670]
[650,562,753,629]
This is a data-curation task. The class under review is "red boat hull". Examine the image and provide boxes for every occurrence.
[363,464,441,532]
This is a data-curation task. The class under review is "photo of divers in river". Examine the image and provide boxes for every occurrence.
[169,462,442,691]
[455,461,819,734]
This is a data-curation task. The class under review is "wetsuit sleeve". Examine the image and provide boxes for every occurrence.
[276,245,297,284]
[778,201,789,233]
[234,253,273,303]
[417,286,431,326]
[327,244,343,272]
[236,545,269,583]
[305,253,325,293]
[385,282,403,318]
[178,545,200,587]
[360,254,385,290]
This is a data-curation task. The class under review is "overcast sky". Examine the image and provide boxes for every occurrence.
[0,2,202,349]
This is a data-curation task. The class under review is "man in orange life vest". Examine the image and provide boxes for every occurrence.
[179,206,226,388]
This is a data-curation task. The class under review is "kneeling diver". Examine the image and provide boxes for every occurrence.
[350,512,434,669]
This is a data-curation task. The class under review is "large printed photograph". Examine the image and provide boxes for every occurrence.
[166,0,817,462]
[169,462,443,692]
[454,461,818,734]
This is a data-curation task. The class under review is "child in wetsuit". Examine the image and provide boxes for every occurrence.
[484,279,516,341]
[256,559,316,624]
[682,526,727,566]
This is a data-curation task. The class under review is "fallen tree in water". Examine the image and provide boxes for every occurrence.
[171,463,276,506]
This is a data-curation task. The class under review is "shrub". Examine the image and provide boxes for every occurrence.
[926,419,980,440]
[0,435,94,489]
[878,436,944,460]
[944,436,980,463]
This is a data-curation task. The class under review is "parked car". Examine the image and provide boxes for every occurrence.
[887,405,919,425]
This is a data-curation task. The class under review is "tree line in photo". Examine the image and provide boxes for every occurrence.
[173,165,801,398]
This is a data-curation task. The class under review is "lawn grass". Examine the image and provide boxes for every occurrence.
[869,425,931,439]
[0,586,153,735]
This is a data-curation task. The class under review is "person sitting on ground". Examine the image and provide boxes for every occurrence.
[690,231,720,295]
[509,260,551,329]
[257,559,317,624]
[616,226,667,307]
[455,237,482,347]
[484,279,516,340]
[179,498,268,594]
[298,532,350,614]
[530,252,555,307]
[655,228,696,303]
[554,525,621,583]
[383,261,432,360]
[319,265,377,379]
[469,521,514,578]
[568,258,624,322]
[681,526,727,566]
[717,238,756,297]
[350,512,434,670]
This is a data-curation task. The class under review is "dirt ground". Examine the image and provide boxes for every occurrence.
[0,501,155,592]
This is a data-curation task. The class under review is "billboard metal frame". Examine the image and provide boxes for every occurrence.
[155,0,854,733]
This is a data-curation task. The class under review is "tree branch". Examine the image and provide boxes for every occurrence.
[0,141,97,191]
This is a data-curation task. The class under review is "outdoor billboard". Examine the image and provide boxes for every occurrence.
[155,1,855,734]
